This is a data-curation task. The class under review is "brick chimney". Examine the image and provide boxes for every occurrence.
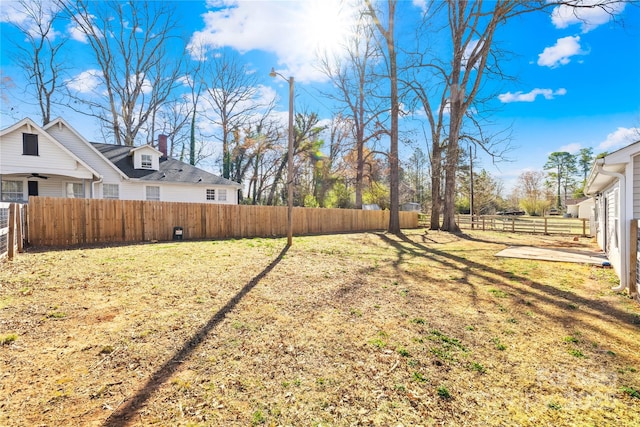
[158,134,168,158]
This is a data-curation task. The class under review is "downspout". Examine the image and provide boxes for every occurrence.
[91,177,103,199]
[592,158,627,292]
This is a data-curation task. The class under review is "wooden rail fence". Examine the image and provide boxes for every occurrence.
[26,197,419,247]
[1,202,26,260]
[419,214,590,236]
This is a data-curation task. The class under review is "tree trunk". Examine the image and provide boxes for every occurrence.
[430,140,442,230]
[355,118,364,209]
[442,81,462,232]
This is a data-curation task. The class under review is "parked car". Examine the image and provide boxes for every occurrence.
[548,208,560,215]
[496,210,525,216]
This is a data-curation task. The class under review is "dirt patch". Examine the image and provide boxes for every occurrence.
[1,230,639,426]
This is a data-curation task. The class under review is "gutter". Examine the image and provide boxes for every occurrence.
[592,158,627,292]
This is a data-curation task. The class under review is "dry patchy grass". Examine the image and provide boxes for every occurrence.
[1,230,639,426]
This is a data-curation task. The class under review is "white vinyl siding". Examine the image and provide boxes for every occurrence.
[45,121,126,183]
[131,146,160,170]
[0,124,94,179]
[634,155,640,218]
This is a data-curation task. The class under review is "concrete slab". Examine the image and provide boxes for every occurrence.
[495,246,609,265]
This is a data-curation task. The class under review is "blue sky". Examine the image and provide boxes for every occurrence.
[1,0,639,192]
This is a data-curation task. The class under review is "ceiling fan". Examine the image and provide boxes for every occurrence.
[29,173,49,179]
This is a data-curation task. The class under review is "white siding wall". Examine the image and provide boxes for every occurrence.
[104,181,238,203]
[0,125,93,179]
[634,155,640,218]
[156,184,238,204]
[1,176,92,200]
[604,184,622,281]
[46,124,124,186]
[132,147,160,170]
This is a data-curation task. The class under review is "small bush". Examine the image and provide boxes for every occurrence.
[1,334,17,345]
[621,386,640,399]
[437,386,451,399]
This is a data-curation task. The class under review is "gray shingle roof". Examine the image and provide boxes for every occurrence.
[91,143,241,187]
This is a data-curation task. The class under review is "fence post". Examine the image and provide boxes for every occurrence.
[16,204,23,253]
[7,203,16,260]
[511,217,515,232]
[582,218,587,237]
[629,219,638,299]
[544,218,548,235]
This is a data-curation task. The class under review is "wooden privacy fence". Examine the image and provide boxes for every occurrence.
[27,197,419,247]
[1,202,26,260]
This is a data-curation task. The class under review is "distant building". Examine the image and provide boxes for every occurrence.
[0,117,242,204]
[362,204,381,210]
[401,202,421,212]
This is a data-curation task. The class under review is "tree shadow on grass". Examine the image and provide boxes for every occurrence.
[102,245,289,426]
[376,232,640,328]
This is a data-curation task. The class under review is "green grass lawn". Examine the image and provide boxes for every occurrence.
[1,229,639,426]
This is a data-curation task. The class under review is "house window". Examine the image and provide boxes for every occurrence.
[218,189,227,202]
[206,189,215,200]
[1,180,24,202]
[66,182,84,198]
[146,186,160,201]
[23,133,39,156]
[141,154,153,169]
[103,184,119,199]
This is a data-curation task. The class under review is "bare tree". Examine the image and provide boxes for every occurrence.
[317,114,354,207]
[407,62,449,229]
[364,0,401,234]
[320,13,385,209]
[59,0,184,146]
[266,112,325,206]
[9,0,67,125]
[516,170,550,215]
[201,51,271,179]
[407,0,624,231]
[403,147,430,212]
[0,72,19,122]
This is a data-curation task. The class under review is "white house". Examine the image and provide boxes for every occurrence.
[566,197,595,220]
[0,117,242,204]
[585,140,640,297]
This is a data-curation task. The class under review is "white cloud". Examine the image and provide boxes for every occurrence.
[65,69,103,93]
[462,39,483,69]
[498,88,567,103]
[128,74,153,95]
[551,0,626,33]
[187,0,360,83]
[537,36,585,68]
[412,0,427,14]
[67,21,88,43]
[559,142,582,154]
[597,127,640,150]
[0,0,63,41]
